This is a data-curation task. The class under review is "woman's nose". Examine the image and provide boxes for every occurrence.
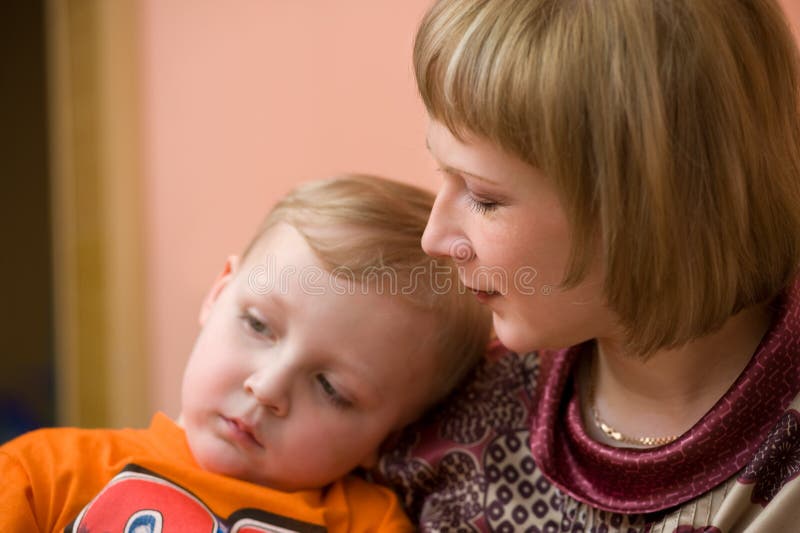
[244,366,290,417]
[422,188,474,263]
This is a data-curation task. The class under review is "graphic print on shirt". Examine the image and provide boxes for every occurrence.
[65,464,327,533]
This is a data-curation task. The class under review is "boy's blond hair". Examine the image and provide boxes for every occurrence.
[243,174,491,403]
[415,0,800,355]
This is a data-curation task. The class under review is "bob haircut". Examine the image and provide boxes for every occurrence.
[415,0,800,355]
[242,174,491,403]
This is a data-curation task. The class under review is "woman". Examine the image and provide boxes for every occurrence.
[377,0,800,530]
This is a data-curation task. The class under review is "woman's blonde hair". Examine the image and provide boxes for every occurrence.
[243,174,491,403]
[415,0,800,355]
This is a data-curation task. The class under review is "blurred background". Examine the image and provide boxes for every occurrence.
[2,0,800,441]
[1,0,435,440]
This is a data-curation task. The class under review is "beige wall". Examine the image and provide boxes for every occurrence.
[139,0,800,419]
[140,1,434,417]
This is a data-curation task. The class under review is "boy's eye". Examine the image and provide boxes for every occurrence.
[240,311,274,339]
[316,374,352,409]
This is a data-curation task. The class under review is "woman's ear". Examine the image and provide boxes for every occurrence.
[198,256,240,326]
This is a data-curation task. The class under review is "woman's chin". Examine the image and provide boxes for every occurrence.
[493,315,577,354]
[493,317,538,354]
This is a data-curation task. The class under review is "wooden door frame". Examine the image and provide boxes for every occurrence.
[47,0,149,428]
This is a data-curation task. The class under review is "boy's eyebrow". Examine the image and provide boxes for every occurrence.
[266,291,286,310]
[338,359,382,399]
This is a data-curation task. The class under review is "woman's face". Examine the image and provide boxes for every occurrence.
[422,120,619,353]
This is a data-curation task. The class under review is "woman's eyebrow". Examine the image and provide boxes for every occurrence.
[435,163,501,187]
[425,138,500,186]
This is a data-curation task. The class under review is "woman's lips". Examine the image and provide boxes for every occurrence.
[471,288,500,303]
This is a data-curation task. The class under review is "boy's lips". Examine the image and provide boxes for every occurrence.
[222,416,264,449]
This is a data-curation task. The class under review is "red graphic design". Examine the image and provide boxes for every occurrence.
[66,465,327,533]
[70,470,219,532]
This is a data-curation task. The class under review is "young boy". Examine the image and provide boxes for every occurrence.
[0,175,491,532]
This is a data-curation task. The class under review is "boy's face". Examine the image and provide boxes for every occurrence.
[180,223,441,491]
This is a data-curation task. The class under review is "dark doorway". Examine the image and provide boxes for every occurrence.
[0,0,55,442]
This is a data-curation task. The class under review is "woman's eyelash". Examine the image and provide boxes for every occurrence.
[316,374,352,409]
[436,167,501,214]
[467,195,499,214]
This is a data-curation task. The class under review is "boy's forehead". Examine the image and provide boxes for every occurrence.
[243,222,358,268]
[242,224,322,271]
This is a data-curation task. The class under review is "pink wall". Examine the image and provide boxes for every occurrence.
[140,0,800,418]
[140,1,435,417]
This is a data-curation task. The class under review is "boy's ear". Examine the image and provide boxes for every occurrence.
[199,255,240,326]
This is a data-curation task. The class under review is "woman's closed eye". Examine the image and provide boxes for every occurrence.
[466,194,500,215]
[437,167,502,215]
[316,374,353,409]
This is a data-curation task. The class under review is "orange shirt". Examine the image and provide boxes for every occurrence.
[0,412,413,532]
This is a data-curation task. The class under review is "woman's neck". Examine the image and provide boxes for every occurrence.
[586,303,772,446]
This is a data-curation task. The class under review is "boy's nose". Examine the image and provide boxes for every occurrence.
[244,367,290,417]
[422,188,474,262]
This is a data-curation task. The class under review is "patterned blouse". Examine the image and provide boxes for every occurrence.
[376,281,800,532]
